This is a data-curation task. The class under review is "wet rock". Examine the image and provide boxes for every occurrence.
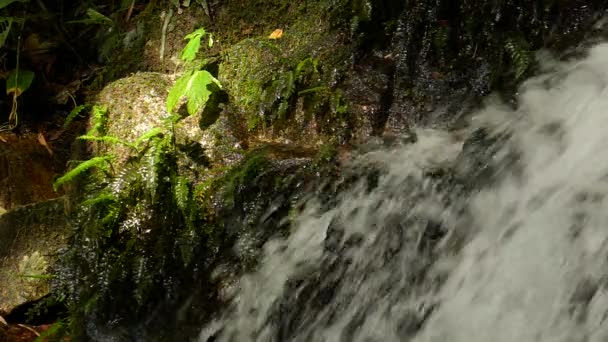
[386,0,608,129]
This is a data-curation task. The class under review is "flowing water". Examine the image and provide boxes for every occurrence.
[200,42,608,342]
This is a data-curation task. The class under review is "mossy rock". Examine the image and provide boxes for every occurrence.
[218,3,353,147]
[91,72,242,169]
[0,198,69,314]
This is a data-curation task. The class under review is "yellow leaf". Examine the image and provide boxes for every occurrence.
[268,29,283,39]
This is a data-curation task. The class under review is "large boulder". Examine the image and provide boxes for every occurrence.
[91,72,242,169]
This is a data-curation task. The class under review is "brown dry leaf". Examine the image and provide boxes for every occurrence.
[268,29,283,39]
[37,132,53,156]
[0,135,7,143]
[0,315,6,325]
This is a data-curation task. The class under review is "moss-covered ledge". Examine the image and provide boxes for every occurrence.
[0,197,70,314]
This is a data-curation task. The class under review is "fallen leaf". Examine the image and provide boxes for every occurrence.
[0,315,6,325]
[37,132,53,156]
[268,29,283,39]
[0,135,6,143]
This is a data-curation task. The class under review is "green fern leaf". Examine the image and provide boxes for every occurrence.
[174,176,190,214]
[504,37,530,80]
[166,70,221,115]
[53,156,114,190]
[82,192,117,207]
[64,104,89,128]
[142,137,170,200]
[78,135,137,150]
[109,163,141,196]
[101,202,120,226]
[87,105,109,136]
[135,127,163,147]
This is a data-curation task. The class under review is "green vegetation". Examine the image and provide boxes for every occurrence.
[1,0,606,340]
[166,27,222,116]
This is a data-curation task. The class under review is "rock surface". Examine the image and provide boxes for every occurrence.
[0,198,69,314]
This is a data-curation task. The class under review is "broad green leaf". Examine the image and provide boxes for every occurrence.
[166,70,221,115]
[186,70,220,115]
[166,71,194,113]
[6,69,34,96]
[181,28,206,61]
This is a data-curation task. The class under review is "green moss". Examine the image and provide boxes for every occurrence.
[217,0,353,144]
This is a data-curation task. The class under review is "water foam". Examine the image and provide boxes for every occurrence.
[201,43,608,342]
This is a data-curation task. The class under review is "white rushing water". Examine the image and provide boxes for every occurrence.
[201,42,608,342]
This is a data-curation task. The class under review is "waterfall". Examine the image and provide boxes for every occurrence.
[200,42,608,342]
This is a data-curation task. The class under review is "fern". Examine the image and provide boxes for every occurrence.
[504,37,531,80]
[109,163,141,197]
[64,104,89,128]
[135,127,163,148]
[295,57,319,80]
[174,176,191,215]
[141,137,167,200]
[87,105,109,136]
[54,155,114,190]
[79,134,137,150]
[82,192,117,207]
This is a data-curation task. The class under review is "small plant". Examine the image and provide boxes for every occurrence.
[166,27,221,116]
[504,36,531,80]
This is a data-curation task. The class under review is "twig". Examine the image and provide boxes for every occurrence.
[160,8,173,65]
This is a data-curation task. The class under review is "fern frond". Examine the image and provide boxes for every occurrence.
[135,127,163,148]
[504,37,530,80]
[64,104,89,128]
[277,100,289,120]
[174,176,191,214]
[54,155,114,190]
[82,191,117,207]
[101,202,120,226]
[87,105,109,136]
[142,136,170,200]
[295,57,319,82]
[109,163,141,197]
[78,135,137,150]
